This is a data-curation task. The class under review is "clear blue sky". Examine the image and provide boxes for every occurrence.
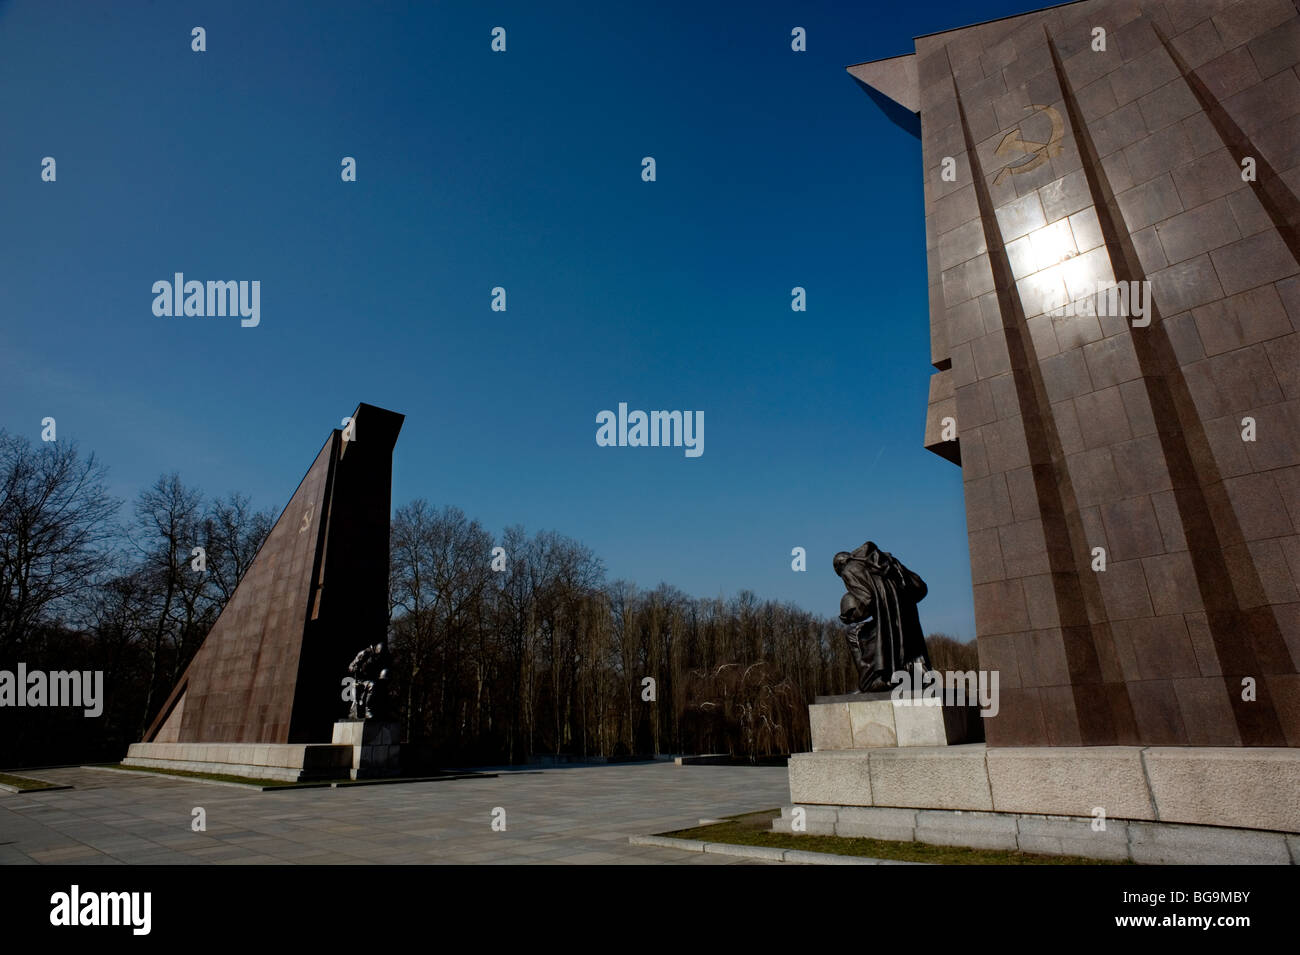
[0,0,1064,640]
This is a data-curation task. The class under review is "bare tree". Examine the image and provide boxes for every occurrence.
[389,501,494,747]
[925,632,979,671]
[0,431,117,656]
[130,473,207,735]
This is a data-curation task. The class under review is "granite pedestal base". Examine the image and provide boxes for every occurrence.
[772,803,1300,865]
[122,741,354,782]
[809,696,984,749]
[332,720,401,779]
[785,744,1300,836]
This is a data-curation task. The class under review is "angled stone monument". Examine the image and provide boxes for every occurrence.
[124,402,404,781]
[780,0,1300,864]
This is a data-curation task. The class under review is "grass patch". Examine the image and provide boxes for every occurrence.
[0,772,62,792]
[661,809,1130,865]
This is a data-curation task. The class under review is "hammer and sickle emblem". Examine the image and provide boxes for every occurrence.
[992,104,1064,185]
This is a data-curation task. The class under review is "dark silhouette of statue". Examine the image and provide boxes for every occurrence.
[833,541,932,693]
[346,642,390,719]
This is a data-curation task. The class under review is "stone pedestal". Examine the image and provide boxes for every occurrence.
[809,694,984,750]
[332,720,401,779]
[776,744,1300,863]
[122,742,353,782]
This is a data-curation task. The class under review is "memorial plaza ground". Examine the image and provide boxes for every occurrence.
[0,762,789,865]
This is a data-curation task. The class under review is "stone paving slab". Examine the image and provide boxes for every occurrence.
[0,762,788,865]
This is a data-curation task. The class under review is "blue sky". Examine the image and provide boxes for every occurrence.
[0,0,1065,640]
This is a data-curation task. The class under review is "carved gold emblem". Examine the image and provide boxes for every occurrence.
[992,104,1065,185]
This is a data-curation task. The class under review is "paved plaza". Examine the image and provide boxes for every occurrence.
[0,762,790,865]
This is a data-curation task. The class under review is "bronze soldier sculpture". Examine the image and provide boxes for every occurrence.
[833,541,932,693]
[346,642,390,719]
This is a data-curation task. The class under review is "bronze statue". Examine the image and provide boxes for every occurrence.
[833,541,932,693]
[346,642,390,719]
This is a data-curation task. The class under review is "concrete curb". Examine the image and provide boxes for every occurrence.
[629,833,928,865]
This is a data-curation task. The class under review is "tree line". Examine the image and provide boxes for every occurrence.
[0,430,974,768]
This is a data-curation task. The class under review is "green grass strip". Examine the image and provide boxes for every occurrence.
[0,772,62,791]
[662,810,1130,865]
